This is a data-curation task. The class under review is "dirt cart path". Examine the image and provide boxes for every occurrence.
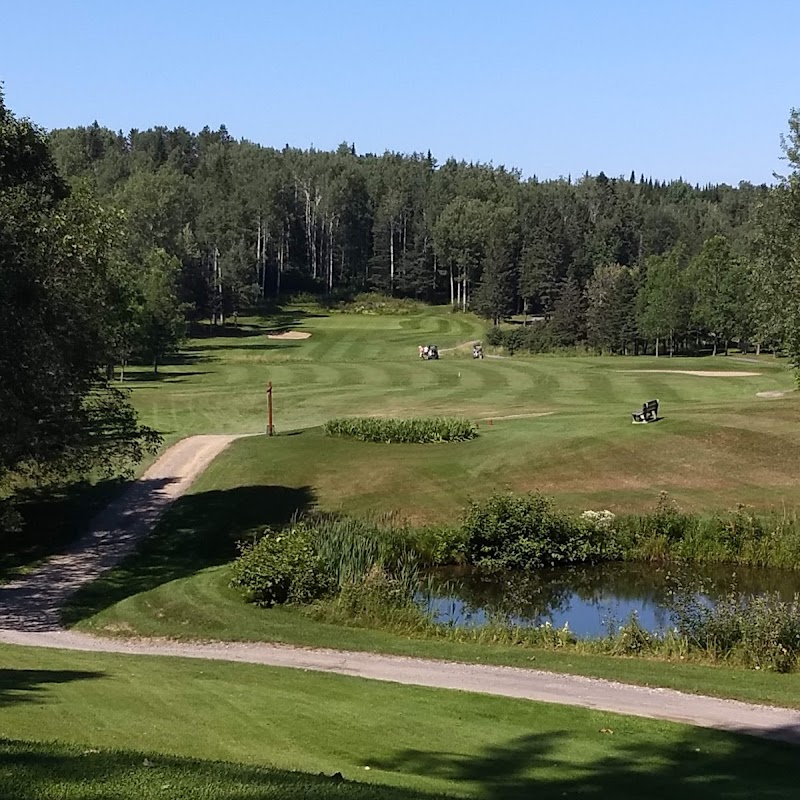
[0,434,243,631]
[1,628,799,745]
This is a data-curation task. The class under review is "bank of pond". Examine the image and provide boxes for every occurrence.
[230,493,800,673]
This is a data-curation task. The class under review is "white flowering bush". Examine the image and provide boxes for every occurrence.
[580,510,616,530]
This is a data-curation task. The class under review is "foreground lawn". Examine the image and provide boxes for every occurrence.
[0,644,797,799]
[0,740,424,800]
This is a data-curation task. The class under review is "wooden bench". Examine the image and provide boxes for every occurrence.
[632,399,659,424]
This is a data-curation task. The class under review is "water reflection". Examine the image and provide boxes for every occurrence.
[421,562,800,638]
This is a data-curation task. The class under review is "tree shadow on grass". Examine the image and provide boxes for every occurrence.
[189,322,271,339]
[0,739,428,800]
[62,484,315,625]
[373,726,799,799]
[118,370,212,383]
[0,669,104,708]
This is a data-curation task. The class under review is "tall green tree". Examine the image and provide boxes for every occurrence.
[752,110,800,365]
[586,265,639,354]
[0,92,159,523]
[689,235,748,355]
[474,206,519,323]
[133,249,188,373]
[638,245,691,356]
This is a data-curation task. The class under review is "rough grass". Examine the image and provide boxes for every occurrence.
[0,644,798,799]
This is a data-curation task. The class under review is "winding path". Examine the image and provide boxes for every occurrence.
[0,435,243,631]
[1,433,799,746]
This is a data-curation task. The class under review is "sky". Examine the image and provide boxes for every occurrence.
[1,0,797,185]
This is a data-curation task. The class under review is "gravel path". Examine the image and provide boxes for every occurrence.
[1,628,799,744]
[1,432,799,746]
[0,435,243,632]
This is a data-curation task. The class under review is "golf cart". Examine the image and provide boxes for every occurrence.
[423,344,439,360]
[472,343,484,359]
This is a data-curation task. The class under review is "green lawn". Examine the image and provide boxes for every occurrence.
[0,644,796,799]
[57,304,800,703]
[121,306,796,518]
[8,305,800,796]
[10,305,795,574]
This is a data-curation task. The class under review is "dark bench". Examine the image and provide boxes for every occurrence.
[632,399,659,424]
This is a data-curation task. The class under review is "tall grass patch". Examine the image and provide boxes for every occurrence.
[324,417,476,443]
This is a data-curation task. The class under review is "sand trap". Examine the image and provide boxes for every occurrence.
[757,390,792,398]
[619,370,760,378]
[267,331,311,340]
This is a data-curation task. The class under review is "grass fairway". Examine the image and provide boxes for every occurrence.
[0,644,797,799]
[120,305,797,517]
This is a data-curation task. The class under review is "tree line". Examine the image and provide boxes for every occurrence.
[47,119,792,359]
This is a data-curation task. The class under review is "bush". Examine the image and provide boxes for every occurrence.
[462,493,619,569]
[669,587,800,672]
[618,494,800,569]
[331,292,422,315]
[231,514,422,610]
[485,326,504,347]
[324,417,477,444]
[414,524,469,566]
[230,525,328,607]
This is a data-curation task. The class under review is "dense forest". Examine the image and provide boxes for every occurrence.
[46,118,797,359]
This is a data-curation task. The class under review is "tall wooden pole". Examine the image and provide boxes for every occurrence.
[267,381,274,436]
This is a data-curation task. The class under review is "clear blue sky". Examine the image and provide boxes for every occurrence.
[2,0,797,184]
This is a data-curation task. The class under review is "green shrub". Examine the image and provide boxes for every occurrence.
[332,292,422,315]
[414,524,469,566]
[324,417,477,444]
[606,612,655,656]
[618,495,800,568]
[485,322,562,355]
[331,566,424,623]
[463,493,618,569]
[232,514,422,611]
[485,326,504,347]
[669,588,800,672]
[230,525,328,607]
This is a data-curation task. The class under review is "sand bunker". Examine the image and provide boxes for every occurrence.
[619,370,760,378]
[267,331,311,340]
[757,390,792,398]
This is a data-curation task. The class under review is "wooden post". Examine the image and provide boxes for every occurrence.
[267,382,274,436]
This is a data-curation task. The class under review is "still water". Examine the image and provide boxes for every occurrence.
[421,562,800,638]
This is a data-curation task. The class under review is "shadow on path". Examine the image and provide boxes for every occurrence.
[61,484,314,626]
[0,478,181,632]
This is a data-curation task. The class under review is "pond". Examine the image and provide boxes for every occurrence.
[420,562,800,638]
